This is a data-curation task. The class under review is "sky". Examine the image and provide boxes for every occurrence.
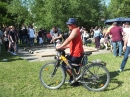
[104,0,110,5]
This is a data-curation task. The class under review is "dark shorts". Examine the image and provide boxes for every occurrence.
[62,55,83,70]
[66,55,83,64]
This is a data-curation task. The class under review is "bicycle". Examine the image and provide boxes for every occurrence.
[39,49,110,92]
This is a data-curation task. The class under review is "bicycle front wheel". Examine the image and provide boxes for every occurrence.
[82,63,110,91]
[40,62,66,89]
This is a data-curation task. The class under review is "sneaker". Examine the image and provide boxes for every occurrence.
[13,52,17,56]
[10,52,14,54]
[113,55,117,57]
[65,78,73,84]
[119,55,123,58]
[117,69,122,73]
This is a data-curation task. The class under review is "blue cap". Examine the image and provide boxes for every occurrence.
[66,18,76,25]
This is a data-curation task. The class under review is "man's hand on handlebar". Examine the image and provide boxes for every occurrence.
[56,46,65,50]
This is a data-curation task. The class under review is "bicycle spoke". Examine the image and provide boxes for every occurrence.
[40,62,65,89]
[82,63,110,91]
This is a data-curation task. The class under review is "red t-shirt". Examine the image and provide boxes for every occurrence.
[109,26,123,42]
[69,28,84,57]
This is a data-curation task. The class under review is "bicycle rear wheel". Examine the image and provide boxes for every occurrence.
[82,63,110,91]
[40,62,66,89]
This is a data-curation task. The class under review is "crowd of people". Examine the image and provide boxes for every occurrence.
[0,25,52,55]
[0,23,127,55]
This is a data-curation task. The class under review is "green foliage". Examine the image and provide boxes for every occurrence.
[107,0,130,18]
[29,0,104,31]
[0,0,109,30]
[0,0,15,26]
[7,0,30,25]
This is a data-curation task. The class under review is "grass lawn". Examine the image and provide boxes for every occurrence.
[0,44,130,97]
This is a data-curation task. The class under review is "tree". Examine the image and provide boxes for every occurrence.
[5,0,108,31]
[0,1,10,26]
[6,0,32,29]
[30,0,104,31]
[107,0,130,18]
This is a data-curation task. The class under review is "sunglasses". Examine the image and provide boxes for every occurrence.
[68,24,73,26]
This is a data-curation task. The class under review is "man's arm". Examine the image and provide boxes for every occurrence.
[57,28,78,49]
[123,33,129,51]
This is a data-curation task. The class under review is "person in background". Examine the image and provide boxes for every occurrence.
[90,27,94,38]
[0,27,3,43]
[83,28,89,46]
[117,22,130,72]
[38,28,44,46]
[46,31,52,44]
[50,26,62,47]
[93,26,101,49]
[8,26,17,55]
[28,25,35,47]
[19,28,23,44]
[14,28,19,52]
[107,22,123,57]
[3,29,9,51]
[102,28,109,50]
[80,26,84,40]
[22,26,28,44]
[0,27,3,53]
[122,22,130,41]
[106,24,114,52]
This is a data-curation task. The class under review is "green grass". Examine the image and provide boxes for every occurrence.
[0,44,130,97]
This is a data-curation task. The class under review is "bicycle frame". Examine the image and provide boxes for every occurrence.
[53,50,88,83]
[52,50,107,84]
[40,50,110,91]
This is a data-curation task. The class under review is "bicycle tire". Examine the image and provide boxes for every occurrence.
[40,62,66,89]
[82,63,110,91]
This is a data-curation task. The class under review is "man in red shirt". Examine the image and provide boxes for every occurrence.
[56,18,84,84]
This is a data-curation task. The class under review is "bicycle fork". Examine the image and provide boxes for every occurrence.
[51,61,60,77]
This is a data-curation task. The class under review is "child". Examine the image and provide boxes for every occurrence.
[56,39,61,47]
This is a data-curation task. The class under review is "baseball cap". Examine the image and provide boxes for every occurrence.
[66,18,76,25]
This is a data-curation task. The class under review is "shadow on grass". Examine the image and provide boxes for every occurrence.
[122,68,130,72]
[0,48,24,62]
[105,71,124,91]
[60,83,82,90]
[0,57,24,62]
[6,58,24,62]
[60,71,124,91]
